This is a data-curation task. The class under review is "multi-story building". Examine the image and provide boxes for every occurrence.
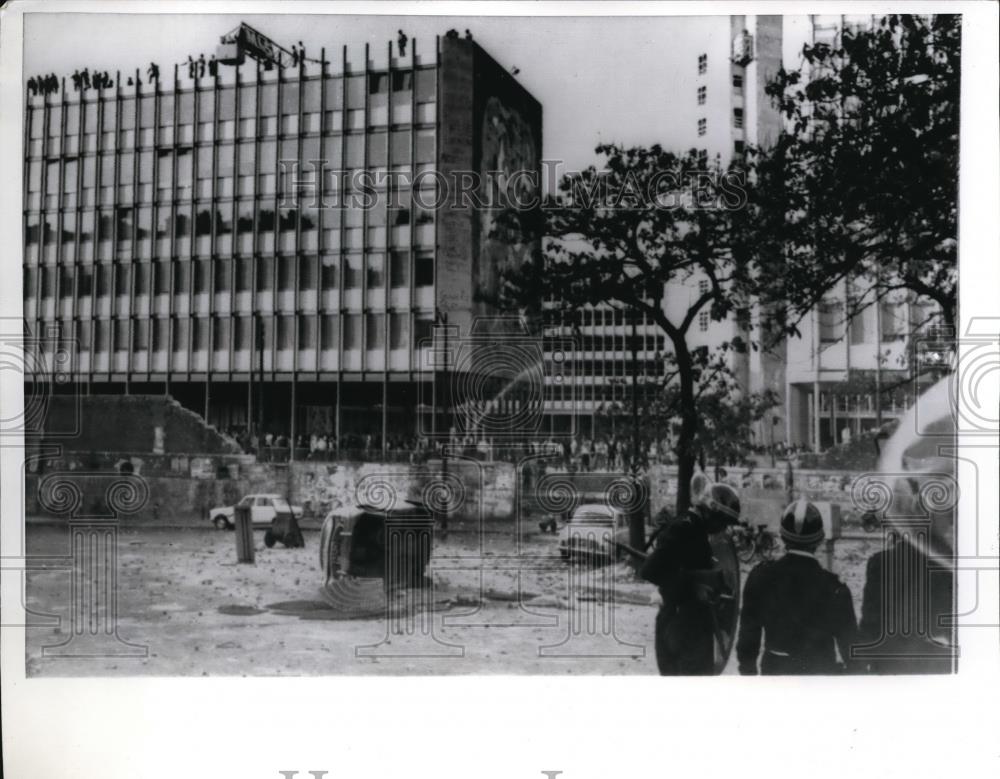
[779,14,946,449]
[23,27,541,451]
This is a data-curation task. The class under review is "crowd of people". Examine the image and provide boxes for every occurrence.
[225,425,697,469]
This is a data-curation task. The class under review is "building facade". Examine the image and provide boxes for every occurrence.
[23,31,541,451]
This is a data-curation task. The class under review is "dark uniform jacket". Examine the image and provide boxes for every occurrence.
[858,540,955,674]
[640,511,718,675]
[737,551,858,675]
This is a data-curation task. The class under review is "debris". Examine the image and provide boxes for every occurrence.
[218,605,266,616]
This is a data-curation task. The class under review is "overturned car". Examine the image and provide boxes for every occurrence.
[319,497,435,592]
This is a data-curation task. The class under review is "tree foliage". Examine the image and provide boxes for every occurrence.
[745,14,960,336]
[496,144,770,512]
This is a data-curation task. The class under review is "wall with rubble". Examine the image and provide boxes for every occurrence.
[25,455,874,530]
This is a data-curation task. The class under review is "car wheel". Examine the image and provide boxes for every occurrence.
[264,529,276,548]
[213,516,229,530]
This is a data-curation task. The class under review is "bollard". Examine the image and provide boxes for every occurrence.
[234,504,255,563]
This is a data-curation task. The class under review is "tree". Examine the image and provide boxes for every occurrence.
[745,14,959,337]
[495,144,762,514]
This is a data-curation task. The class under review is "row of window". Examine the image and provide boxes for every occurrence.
[47,312,438,354]
[820,301,910,344]
[27,105,437,158]
[28,200,436,242]
[26,228,434,265]
[548,382,664,402]
[26,178,439,215]
[25,252,436,298]
[26,72,437,136]
[27,131,437,193]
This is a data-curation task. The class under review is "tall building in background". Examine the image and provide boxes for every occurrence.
[664,14,786,451]
[22,28,541,450]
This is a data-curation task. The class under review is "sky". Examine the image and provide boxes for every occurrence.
[22,11,813,172]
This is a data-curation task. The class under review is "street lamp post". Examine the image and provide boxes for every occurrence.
[436,308,449,535]
[255,311,265,448]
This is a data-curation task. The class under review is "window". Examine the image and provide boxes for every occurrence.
[256,257,273,291]
[235,258,251,292]
[298,316,316,349]
[115,265,131,297]
[321,315,338,351]
[299,255,316,290]
[415,69,435,103]
[390,250,408,288]
[390,130,410,164]
[819,301,842,343]
[369,73,388,94]
[413,313,433,350]
[114,319,129,351]
[213,259,230,292]
[414,251,433,287]
[880,302,906,342]
[193,317,209,351]
[344,314,362,350]
[234,317,251,350]
[153,319,169,352]
[698,311,710,332]
[173,261,190,294]
[733,108,744,129]
[697,118,707,137]
[78,266,93,296]
[697,54,707,74]
[344,254,361,289]
[321,255,338,290]
[734,140,745,155]
[849,311,867,345]
[389,313,408,350]
[155,262,170,295]
[697,86,706,105]
[366,254,384,289]
[278,256,294,291]
[366,313,385,350]
[392,71,413,92]
[277,315,294,350]
[732,73,743,89]
[415,130,435,164]
[698,279,709,296]
[133,319,149,353]
[171,318,188,352]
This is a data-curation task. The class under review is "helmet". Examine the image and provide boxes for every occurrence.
[780,499,825,546]
[695,482,741,525]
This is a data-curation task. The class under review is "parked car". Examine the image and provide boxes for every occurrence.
[209,493,303,530]
[557,503,631,561]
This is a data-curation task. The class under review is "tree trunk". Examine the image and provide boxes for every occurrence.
[673,340,698,515]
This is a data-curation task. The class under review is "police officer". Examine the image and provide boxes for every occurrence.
[858,534,954,674]
[737,499,858,675]
[640,481,741,675]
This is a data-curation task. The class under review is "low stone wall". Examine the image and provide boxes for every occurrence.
[24,457,519,527]
[25,457,874,531]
